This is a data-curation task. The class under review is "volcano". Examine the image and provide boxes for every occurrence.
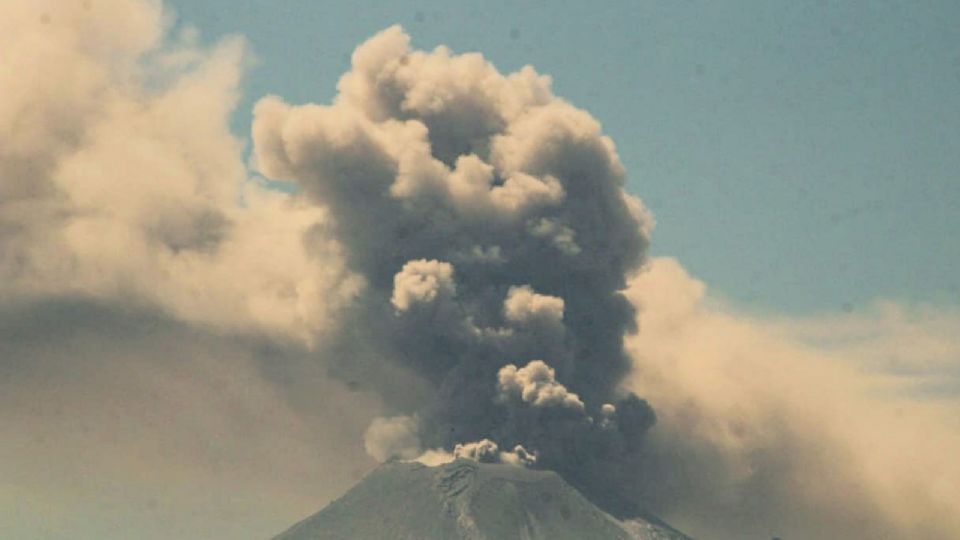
[272,459,690,540]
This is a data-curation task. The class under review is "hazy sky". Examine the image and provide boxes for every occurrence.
[168,0,960,314]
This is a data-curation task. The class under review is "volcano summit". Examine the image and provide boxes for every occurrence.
[272,460,690,540]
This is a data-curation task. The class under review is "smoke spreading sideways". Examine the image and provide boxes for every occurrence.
[253,25,657,516]
[4,2,960,539]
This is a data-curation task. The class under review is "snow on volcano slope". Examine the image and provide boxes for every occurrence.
[272,459,690,540]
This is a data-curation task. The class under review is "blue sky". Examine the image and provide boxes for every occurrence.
[169,0,960,314]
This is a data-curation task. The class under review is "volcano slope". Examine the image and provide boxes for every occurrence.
[272,459,690,540]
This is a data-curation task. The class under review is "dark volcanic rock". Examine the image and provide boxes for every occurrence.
[273,459,690,540]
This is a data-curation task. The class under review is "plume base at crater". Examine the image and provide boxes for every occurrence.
[272,459,690,540]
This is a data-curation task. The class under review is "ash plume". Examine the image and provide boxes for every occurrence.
[4,3,960,537]
[253,25,656,516]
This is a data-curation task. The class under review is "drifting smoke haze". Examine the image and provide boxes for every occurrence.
[2,1,959,539]
[625,259,960,538]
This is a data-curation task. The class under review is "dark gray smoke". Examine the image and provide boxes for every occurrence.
[253,25,656,517]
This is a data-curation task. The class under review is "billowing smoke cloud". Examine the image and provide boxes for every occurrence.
[252,25,657,517]
[0,2,372,538]
[364,415,538,468]
[450,439,537,467]
[363,415,422,462]
[0,0,362,342]
[624,258,960,539]
[4,2,960,539]
[390,259,456,312]
[497,360,586,410]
